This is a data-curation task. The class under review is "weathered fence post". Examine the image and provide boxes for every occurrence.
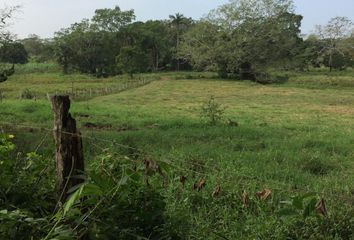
[51,95,85,204]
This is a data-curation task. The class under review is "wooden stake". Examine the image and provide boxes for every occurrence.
[51,95,85,203]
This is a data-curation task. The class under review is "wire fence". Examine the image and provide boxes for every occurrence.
[4,76,158,101]
[0,119,348,202]
[0,120,218,176]
[56,77,156,101]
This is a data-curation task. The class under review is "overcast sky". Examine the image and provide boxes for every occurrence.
[2,0,354,39]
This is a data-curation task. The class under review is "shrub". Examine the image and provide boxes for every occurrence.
[200,96,226,125]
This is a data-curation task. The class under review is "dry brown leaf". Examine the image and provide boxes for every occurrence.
[143,156,152,170]
[193,179,206,191]
[212,185,221,197]
[143,156,163,176]
[316,198,328,217]
[143,156,167,186]
[242,190,249,207]
[256,188,272,200]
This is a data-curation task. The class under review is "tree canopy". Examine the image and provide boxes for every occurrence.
[180,0,303,79]
[8,3,352,79]
[0,5,21,82]
[0,42,28,64]
[315,17,353,71]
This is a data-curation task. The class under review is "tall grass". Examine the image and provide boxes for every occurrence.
[14,62,61,74]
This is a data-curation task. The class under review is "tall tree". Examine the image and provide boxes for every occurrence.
[179,21,220,72]
[0,42,28,64]
[180,0,302,79]
[121,21,171,72]
[53,6,136,76]
[91,6,135,32]
[116,45,149,78]
[0,5,20,82]
[169,13,193,71]
[21,34,55,62]
[0,5,20,40]
[315,17,353,71]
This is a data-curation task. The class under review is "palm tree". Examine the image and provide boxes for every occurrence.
[169,13,188,71]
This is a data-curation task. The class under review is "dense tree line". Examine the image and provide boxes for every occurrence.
[49,0,353,79]
[51,7,194,77]
[1,0,354,81]
[179,0,353,80]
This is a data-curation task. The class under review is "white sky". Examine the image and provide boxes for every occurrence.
[2,0,354,39]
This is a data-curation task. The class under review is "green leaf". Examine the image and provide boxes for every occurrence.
[303,197,317,218]
[63,184,85,216]
[82,183,103,197]
[0,209,8,214]
[118,176,128,186]
[67,182,86,194]
[292,196,303,210]
[292,192,316,210]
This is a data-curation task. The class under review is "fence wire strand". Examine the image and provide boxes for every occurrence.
[0,120,294,189]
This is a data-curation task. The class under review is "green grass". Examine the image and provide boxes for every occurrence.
[14,62,61,74]
[0,71,160,99]
[1,68,354,239]
[283,68,354,89]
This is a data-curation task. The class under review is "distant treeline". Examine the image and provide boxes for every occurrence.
[1,0,354,80]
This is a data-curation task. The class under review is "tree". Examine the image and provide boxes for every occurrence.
[92,6,135,32]
[315,17,353,71]
[179,21,220,72]
[0,42,28,64]
[293,34,323,70]
[21,34,54,62]
[0,5,20,82]
[342,35,354,66]
[323,51,351,70]
[0,5,20,40]
[116,46,149,78]
[53,7,136,76]
[169,13,193,71]
[121,21,172,72]
[180,0,302,79]
[206,0,294,28]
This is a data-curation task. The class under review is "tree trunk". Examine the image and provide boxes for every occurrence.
[176,30,180,71]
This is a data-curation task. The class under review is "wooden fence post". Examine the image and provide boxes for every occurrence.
[51,95,85,203]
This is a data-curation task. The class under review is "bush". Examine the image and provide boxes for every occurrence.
[200,96,226,125]
[0,135,174,239]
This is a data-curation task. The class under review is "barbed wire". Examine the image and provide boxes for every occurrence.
[0,120,301,190]
[0,121,204,163]
[0,121,277,186]
[0,120,221,177]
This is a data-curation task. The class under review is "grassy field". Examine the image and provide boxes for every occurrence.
[1,67,354,239]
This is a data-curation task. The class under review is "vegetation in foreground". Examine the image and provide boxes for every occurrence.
[1,67,354,239]
[0,0,353,238]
